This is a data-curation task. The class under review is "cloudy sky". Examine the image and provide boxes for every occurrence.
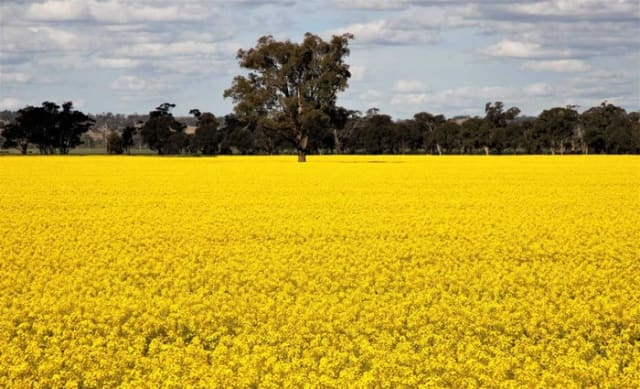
[1,0,639,118]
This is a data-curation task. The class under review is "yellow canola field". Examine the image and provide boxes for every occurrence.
[0,156,639,387]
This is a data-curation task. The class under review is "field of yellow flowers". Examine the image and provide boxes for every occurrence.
[0,155,639,387]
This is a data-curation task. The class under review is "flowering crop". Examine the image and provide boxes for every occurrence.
[0,155,639,387]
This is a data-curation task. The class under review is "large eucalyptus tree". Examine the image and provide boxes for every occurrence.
[224,33,353,162]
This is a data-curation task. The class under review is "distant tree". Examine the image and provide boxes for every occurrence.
[28,102,59,154]
[581,102,638,154]
[533,106,579,154]
[1,101,93,154]
[335,110,362,154]
[459,117,483,154]
[165,132,190,155]
[121,126,136,154]
[365,107,379,116]
[506,118,533,154]
[252,126,276,154]
[0,110,18,123]
[0,111,16,152]
[140,103,186,154]
[490,126,508,155]
[217,113,258,154]
[56,102,94,154]
[433,121,461,154]
[630,112,640,151]
[482,102,520,155]
[228,127,255,155]
[1,107,38,154]
[631,112,640,153]
[307,125,335,154]
[413,112,445,154]
[325,107,357,154]
[190,109,220,155]
[353,112,396,154]
[395,119,422,153]
[107,132,125,154]
[224,33,354,162]
[307,106,354,154]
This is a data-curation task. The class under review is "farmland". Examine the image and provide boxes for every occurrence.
[1,156,639,387]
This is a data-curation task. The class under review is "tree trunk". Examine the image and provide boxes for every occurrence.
[483,146,489,155]
[296,133,308,163]
[333,128,341,154]
[297,149,306,162]
[436,143,442,156]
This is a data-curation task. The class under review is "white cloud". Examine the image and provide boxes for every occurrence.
[482,39,571,59]
[349,65,366,82]
[499,0,640,20]
[359,89,383,100]
[27,0,217,23]
[522,59,591,72]
[27,0,89,21]
[108,71,204,106]
[42,27,79,49]
[391,86,514,108]
[71,99,86,109]
[393,80,427,93]
[390,93,431,106]
[328,5,478,45]
[331,0,407,10]
[0,72,31,83]
[524,82,554,96]
[93,58,142,69]
[0,97,23,110]
[564,69,639,102]
[330,20,438,45]
[394,5,479,30]
[114,41,239,58]
[2,25,84,52]
[111,76,154,92]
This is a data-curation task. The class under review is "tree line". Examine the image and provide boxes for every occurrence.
[1,102,94,155]
[1,33,639,158]
[3,100,638,156]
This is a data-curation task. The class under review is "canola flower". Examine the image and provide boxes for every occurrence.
[0,155,639,387]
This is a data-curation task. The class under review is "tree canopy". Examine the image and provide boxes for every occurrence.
[581,102,639,154]
[190,109,220,155]
[224,33,354,162]
[139,103,187,155]
[1,101,93,154]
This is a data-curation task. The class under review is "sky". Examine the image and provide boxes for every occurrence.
[1,0,639,119]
